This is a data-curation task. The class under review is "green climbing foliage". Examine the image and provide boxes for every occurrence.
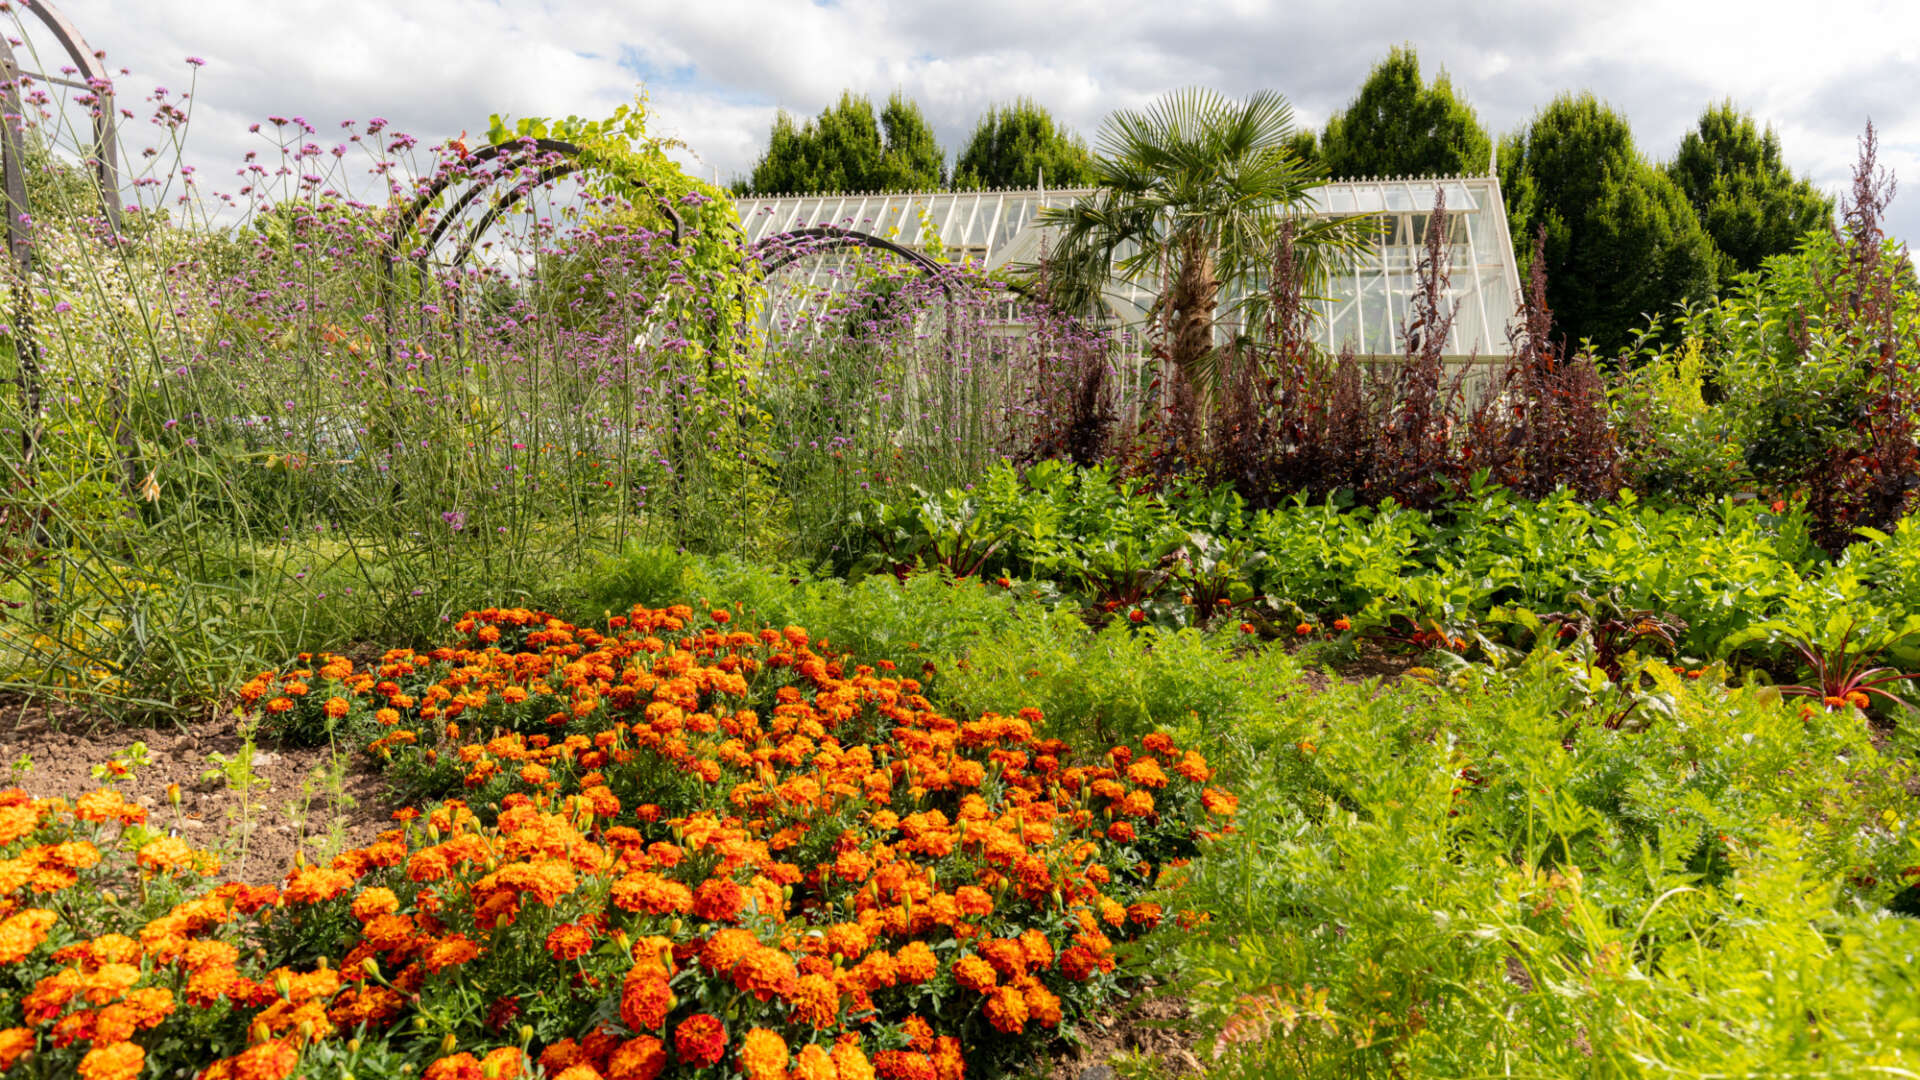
[484,99,784,548]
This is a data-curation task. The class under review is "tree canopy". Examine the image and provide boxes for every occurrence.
[1321,46,1492,179]
[743,91,945,195]
[1499,93,1717,355]
[952,98,1097,189]
[1667,102,1834,289]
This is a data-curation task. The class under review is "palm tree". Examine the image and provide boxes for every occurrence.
[1036,87,1372,409]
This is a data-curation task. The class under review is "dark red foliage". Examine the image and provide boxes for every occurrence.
[1204,192,1619,509]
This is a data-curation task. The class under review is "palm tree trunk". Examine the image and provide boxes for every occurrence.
[1167,236,1220,438]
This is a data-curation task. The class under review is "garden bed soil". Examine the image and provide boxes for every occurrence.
[1048,987,1200,1079]
[0,700,398,884]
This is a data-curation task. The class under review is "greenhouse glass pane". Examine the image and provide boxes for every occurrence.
[1468,208,1501,266]
[1450,288,1486,354]
[1478,266,1514,343]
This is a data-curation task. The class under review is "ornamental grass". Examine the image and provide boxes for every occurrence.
[0,604,1235,1079]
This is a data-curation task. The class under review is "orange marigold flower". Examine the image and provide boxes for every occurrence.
[537,1039,585,1075]
[350,887,401,922]
[323,697,350,720]
[952,954,997,993]
[282,866,353,905]
[832,1039,875,1080]
[0,1028,32,1071]
[1174,750,1212,782]
[1126,758,1168,788]
[1058,945,1099,981]
[481,1048,525,1079]
[899,1016,934,1053]
[737,1028,789,1080]
[789,972,839,1028]
[423,935,481,973]
[609,871,693,916]
[793,1044,836,1080]
[0,805,38,846]
[984,984,1028,1034]
[894,941,937,984]
[1023,979,1063,1026]
[424,1052,483,1080]
[693,878,746,923]
[545,923,594,961]
[733,946,798,1002]
[605,1036,665,1080]
[872,1050,935,1080]
[208,1039,300,1080]
[78,1041,144,1080]
[953,885,993,918]
[700,928,762,975]
[0,909,56,964]
[674,1013,728,1068]
[984,937,1033,980]
[1200,788,1239,816]
[620,969,673,1031]
[931,1037,963,1080]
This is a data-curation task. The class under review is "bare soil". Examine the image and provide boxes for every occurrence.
[1046,985,1202,1079]
[0,699,400,883]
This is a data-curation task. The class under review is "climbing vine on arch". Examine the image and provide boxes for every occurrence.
[481,98,782,550]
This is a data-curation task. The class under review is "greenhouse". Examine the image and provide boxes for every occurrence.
[733,174,1523,358]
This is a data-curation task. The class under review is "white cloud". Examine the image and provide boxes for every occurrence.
[26,0,1920,238]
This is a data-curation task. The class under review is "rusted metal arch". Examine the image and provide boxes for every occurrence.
[751,224,943,279]
[0,0,121,486]
[386,137,682,271]
[0,0,122,618]
[420,160,573,257]
[0,0,119,271]
[379,137,684,368]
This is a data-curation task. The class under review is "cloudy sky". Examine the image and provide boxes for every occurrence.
[40,0,1920,241]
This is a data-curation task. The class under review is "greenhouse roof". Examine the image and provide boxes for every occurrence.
[732,174,1524,359]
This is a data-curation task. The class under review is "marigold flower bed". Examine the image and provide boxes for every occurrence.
[0,604,1236,1080]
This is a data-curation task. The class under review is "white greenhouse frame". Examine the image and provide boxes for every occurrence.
[732,174,1523,360]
